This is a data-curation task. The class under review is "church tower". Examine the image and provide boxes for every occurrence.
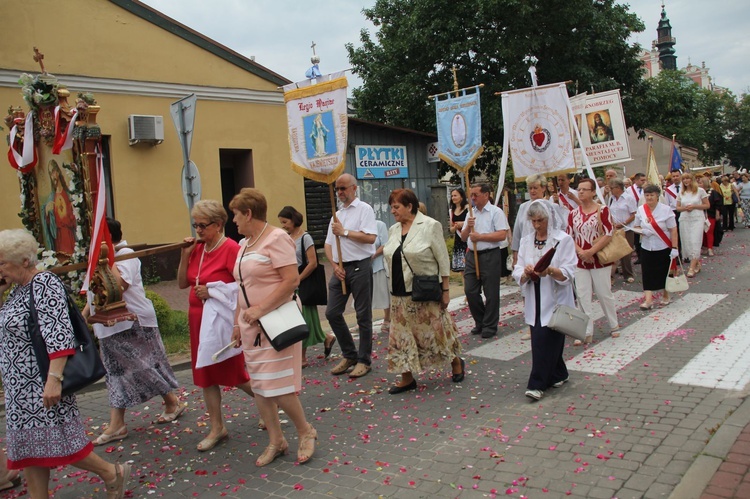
[655,3,677,70]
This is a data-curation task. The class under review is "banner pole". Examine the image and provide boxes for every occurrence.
[465,170,480,278]
[329,183,347,295]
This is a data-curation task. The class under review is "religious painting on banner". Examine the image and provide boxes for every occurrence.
[283,72,348,183]
[503,83,575,180]
[572,89,630,168]
[434,89,484,172]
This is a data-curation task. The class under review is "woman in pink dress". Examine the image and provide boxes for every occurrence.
[229,188,317,467]
[177,200,255,452]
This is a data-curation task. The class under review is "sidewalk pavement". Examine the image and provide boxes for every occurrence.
[3,234,750,497]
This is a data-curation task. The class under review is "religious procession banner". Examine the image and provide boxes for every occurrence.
[283,72,348,183]
[434,88,484,172]
[502,82,575,180]
[572,89,630,168]
[568,92,587,170]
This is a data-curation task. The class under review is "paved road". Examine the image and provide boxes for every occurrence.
[3,228,750,498]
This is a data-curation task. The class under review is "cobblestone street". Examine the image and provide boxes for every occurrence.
[3,228,750,498]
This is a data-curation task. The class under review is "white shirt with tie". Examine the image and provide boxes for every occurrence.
[665,184,680,210]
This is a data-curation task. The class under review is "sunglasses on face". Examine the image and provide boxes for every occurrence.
[335,185,353,192]
[192,222,216,230]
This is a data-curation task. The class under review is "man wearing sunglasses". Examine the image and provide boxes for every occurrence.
[325,173,378,378]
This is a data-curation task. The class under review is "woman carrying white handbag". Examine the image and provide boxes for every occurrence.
[633,184,679,309]
[512,200,578,401]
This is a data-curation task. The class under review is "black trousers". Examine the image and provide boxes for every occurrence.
[528,282,568,390]
[722,205,736,231]
[464,247,502,335]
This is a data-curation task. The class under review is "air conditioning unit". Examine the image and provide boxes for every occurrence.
[128,115,164,145]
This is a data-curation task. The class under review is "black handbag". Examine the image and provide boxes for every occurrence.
[399,241,442,302]
[297,233,327,306]
[27,273,107,396]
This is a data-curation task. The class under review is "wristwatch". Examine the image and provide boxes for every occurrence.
[344,229,350,238]
[49,371,64,383]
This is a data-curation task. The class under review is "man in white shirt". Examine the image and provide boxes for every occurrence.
[602,169,618,205]
[460,183,509,338]
[325,173,378,378]
[551,173,580,220]
[664,171,684,259]
[608,179,637,283]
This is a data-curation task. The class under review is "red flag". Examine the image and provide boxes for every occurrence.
[8,112,37,173]
[82,144,114,292]
[52,106,78,155]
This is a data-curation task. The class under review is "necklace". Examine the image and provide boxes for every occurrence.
[204,235,225,254]
[196,236,225,286]
[245,222,269,250]
[534,237,547,249]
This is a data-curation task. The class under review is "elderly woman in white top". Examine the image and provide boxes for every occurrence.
[512,174,567,266]
[513,200,577,401]
[634,184,679,309]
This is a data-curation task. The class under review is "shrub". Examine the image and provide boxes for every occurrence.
[146,290,190,355]
[445,236,454,256]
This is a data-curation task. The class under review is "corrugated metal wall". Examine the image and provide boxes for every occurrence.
[304,120,441,246]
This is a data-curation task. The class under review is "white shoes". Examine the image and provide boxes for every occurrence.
[525,389,543,400]
[552,377,569,388]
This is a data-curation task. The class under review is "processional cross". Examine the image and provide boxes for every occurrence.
[33,47,46,74]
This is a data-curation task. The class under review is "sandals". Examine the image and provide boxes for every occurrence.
[258,418,267,430]
[105,462,131,499]
[197,427,229,452]
[0,471,21,492]
[154,404,186,424]
[573,336,593,346]
[611,326,621,338]
[297,424,317,464]
[93,426,128,447]
[639,302,653,310]
[687,270,695,278]
[255,439,289,467]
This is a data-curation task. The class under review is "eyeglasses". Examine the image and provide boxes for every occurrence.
[335,185,353,192]
[192,222,216,230]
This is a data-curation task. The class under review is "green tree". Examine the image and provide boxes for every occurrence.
[632,70,738,164]
[726,94,750,169]
[346,0,647,180]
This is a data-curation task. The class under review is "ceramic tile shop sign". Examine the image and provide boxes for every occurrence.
[355,145,408,179]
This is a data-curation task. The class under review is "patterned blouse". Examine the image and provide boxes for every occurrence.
[0,272,92,469]
[567,205,614,269]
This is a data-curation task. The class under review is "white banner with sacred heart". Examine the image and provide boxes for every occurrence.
[434,89,484,172]
[283,72,348,183]
[503,83,575,180]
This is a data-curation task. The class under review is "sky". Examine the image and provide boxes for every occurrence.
[140,0,750,96]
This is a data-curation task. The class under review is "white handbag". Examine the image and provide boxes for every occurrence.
[548,304,590,341]
[665,258,689,293]
[257,300,309,351]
